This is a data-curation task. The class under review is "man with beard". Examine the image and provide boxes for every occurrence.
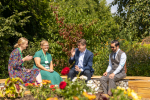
[100,40,127,96]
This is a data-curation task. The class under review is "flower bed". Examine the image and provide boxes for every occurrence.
[0,67,143,100]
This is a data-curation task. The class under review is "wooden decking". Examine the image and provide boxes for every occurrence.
[1,76,150,99]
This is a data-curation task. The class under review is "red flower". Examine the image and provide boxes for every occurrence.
[25,83,29,86]
[50,85,55,91]
[32,83,35,86]
[59,81,67,89]
[50,85,55,88]
[61,67,70,75]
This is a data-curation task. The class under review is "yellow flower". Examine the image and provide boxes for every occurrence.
[131,91,139,100]
[120,87,125,91]
[124,90,127,94]
[42,82,47,85]
[42,80,51,84]
[117,86,121,90]
[73,96,79,100]
[127,88,131,93]
[83,92,96,100]
[46,97,58,100]
[28,83,33,86]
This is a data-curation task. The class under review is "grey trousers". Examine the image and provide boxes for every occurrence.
[100,72,126,94]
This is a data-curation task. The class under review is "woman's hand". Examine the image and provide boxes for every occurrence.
[46,69,54,73]
[23,55,33,61]
[26,69,31,73]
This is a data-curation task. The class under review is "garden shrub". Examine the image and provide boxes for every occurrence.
[126,43,150,76]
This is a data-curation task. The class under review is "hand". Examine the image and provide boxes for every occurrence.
[103,72,108,76]
[23,55,33,61]
[46,69,54,73]
[49,69,54,72]
[26,69,31,73]
[75,65,81,72]
[71,48,76,57]
[109,73,115,79]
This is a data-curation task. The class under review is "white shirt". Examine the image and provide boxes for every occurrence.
[106,49,127,75]
[71,49,86,71]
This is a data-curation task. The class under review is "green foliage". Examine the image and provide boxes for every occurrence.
[127,43,150,76]
[0,2,30,78]
[112,0,150,41]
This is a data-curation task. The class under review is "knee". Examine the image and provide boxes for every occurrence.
[109,78,115,81]
[100,77,104,82]
[84,70,91,75]
[68,69,74,75]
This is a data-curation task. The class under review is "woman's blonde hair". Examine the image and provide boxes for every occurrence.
[14,37,28,48]
[40,40,48,46]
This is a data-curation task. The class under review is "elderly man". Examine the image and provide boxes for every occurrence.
[67,39,94,81]
[100,40,127,95]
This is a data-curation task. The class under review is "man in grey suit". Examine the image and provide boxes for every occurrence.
[100,40,127,95]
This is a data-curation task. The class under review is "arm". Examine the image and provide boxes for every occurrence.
[106,54,112,73]
[50,61,53,70]
[113,53,127,75]
[34,57,48,71]
[82,54,93,71]
[69,56,75,64]
[69,48,76,64]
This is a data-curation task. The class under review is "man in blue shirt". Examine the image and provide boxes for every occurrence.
[67,39,94,81]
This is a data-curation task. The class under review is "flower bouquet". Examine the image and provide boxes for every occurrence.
[0,77,26,99]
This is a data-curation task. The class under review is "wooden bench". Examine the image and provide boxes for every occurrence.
[1,76,150,98]
[61,75,150,80]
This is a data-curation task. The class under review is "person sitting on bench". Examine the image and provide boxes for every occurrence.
[100,40,127,95]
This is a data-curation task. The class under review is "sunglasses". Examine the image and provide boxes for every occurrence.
[110,46,115,48]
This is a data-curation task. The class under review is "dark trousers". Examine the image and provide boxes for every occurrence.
[67,69,91,81]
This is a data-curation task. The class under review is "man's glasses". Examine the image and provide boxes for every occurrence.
[110,46,115,48]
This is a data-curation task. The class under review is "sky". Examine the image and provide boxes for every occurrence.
[106,0,118,13]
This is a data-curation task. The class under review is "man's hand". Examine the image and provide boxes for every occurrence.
[71,48,76,57]
[75,65,81,72]
[109,73,115,79]
[103,72,108,76]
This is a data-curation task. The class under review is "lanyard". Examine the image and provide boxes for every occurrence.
[42,50,48,61]
[18,48,24,66]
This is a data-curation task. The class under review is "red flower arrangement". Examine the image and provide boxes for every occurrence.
[61,67,70,75]
[59,81,67,89]
[50,85,55,91]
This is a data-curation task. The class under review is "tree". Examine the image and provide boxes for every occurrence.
[0,2,30,78]
[111,0,150,41]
